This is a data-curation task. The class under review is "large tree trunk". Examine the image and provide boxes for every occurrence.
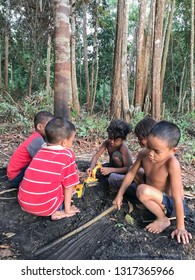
[54,0,71,118]
[190,0,195,112]
[110,0,130,120]
[143,0,155,114]
[70,0,80,116]
[151,0,165,120]
[134,0,147,111]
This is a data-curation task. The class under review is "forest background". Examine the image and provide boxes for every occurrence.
[0,0,194,157]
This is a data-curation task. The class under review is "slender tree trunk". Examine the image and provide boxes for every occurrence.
[161,0,175,93]
[46,34,51,92]
[82,0,90,111]
[143,0,155,113]
[110,0,123,119]
[178,58,187,113]
[190,0,195,112]
[54,0,71,118]
[28,63,34,96]
[90,0,99,115]
[151,0,165,120]
[121,0,130,121]
[70,0,80,115]
[4,0,10,92]
[134,0,147,111]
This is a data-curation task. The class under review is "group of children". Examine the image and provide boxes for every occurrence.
[7,111,192,245]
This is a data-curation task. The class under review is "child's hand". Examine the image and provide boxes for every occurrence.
[171,228,192,244]
[100,167,113,175]
[112,195,123,210]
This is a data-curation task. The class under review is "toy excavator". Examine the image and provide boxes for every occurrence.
[73,162,102,198]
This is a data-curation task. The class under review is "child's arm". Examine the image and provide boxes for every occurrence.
[168,158,192,244]
[64,187,80,214]
[112,151,143,209]
[88,141,107,173]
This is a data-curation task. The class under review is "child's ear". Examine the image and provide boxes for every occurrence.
[61,139,67,147]
[36,123,42,131]
[172,147,178,154]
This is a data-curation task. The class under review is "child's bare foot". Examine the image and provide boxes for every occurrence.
[145,218,171,233]
[51,210,75,221]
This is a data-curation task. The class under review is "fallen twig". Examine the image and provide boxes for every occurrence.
[0,188,17,195]
[34,204,116,256]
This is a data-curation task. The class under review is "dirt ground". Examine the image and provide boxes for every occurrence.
[0,129,194,260]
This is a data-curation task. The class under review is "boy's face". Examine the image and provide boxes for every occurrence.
[62,132,76,149]
[146,135,176,163]
[108,137,123,148]
[37,118,53,137]
[137,136,147,148]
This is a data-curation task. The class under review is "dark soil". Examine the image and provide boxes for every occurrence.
[0,160,194,260]
[0,127,194,260]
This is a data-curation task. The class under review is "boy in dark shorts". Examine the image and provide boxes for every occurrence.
[7,111,54,187]
[113,121,192,244]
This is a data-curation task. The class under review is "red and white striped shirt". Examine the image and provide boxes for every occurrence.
[18,145,79,216]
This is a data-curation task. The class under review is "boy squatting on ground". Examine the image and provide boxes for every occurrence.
[18,117,80,220]
[7,110,54,188]
[108,116,157,194]
[87,119,133,184]
[113,121,192,244]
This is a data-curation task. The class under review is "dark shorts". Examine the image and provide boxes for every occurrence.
[162,193,186,218]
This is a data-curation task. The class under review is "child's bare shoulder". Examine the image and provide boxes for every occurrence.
[136,148,148,161]
[166,154,181,170]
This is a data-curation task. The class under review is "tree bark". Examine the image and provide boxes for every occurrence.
[151,0,165,120]
[70,0,80,115]
[190,0,195,112]
[54,0,71,118]
[134,0,147,111]
[82,0,90,111]
[110,0,130,120]
[161,0,175,93]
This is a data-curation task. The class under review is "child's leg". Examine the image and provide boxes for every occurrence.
[110,151,123,167]
[137,184,171,233]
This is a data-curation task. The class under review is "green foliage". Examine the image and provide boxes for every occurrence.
[74,112,109,139]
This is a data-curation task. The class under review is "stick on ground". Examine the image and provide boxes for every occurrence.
[34,204,116,256]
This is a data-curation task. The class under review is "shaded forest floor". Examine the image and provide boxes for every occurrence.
[0,127,194,260]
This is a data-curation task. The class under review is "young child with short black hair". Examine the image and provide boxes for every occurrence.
[7,110,54,187]
[18,117,80,220]
[113,121,192,244]
[87,119,133,184]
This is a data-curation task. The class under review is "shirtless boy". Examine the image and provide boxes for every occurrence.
[113,121,192,244]
[88,119,133,178]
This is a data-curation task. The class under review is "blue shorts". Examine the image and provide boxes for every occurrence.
[162,193,186,217]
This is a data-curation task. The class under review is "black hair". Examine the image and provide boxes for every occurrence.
[149,120,181,148]
[34,111,54,129]
[134,116,157,139]
[45,117,76,144]
[107,119,132,140]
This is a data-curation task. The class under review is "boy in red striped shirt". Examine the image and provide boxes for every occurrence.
[18,117,80,220]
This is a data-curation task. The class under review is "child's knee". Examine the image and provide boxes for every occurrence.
[137,184,150,201]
